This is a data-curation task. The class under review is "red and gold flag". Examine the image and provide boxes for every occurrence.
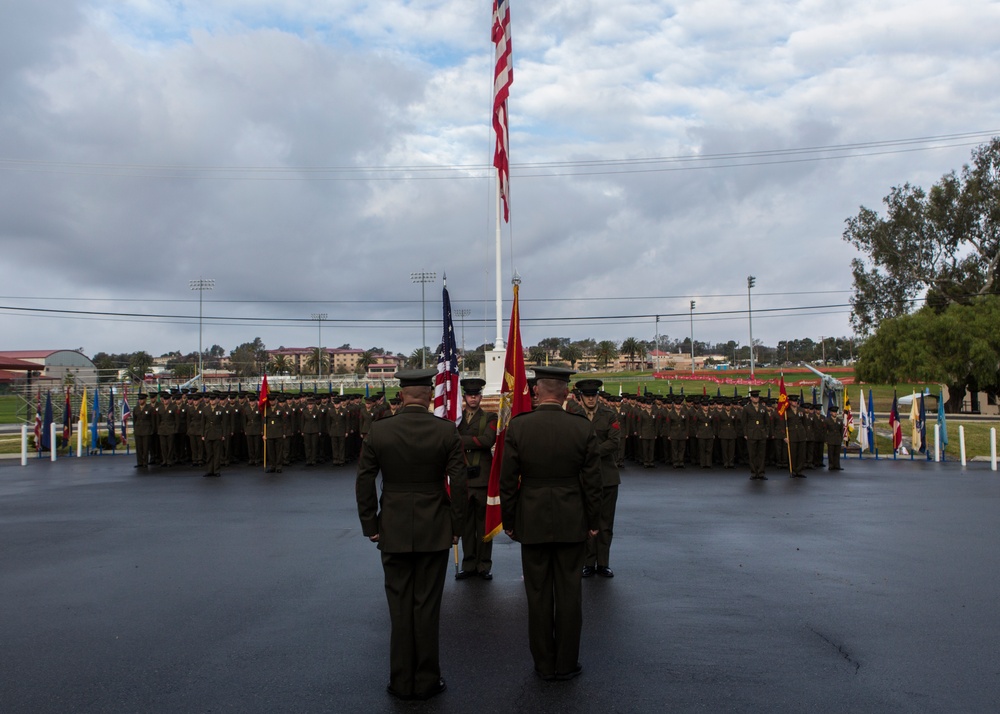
[777,373,789,417]
[484,283,531,541]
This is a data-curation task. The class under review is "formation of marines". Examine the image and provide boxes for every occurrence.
[604,389,846,479]
[128,388,397,476]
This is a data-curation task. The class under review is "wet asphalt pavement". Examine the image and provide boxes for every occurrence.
[2,453,998,713]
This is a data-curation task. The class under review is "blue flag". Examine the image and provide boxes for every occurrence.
[866,389,875,453]
[41,392,54,451]
[937,391,948,449]
[91,388,100,448]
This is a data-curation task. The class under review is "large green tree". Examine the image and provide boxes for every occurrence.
[230,338,268,377]
[856,297,1000,412]
[843,138,1000,335]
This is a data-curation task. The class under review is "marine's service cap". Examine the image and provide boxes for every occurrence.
[395,368,437,388]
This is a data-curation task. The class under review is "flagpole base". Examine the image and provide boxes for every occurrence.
[484,347,507,396]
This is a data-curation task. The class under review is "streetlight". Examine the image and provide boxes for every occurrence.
[747,275,756,378]
[410,271,436,368]
[455,308,471,372]
[189,278,215,384]
[689,300,696,375]
[654,315,660,372]
[312,313,328,379]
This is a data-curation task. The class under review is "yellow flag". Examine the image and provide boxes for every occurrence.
[79,387,89,448]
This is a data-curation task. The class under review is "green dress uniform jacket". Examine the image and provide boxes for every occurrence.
[743,402,771,477]
[457,406,499,575]
[132,403,156,467]
[356,405,467,552]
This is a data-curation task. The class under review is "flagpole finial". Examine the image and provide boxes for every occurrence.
[442,272,447,286]
[511,270,521,286]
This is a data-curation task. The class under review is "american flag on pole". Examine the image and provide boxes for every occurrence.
[433,282,462,425]
[492,0,513,222]
[34,389,42,453]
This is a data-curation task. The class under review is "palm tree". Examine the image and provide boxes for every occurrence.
[356,349,378,375]
[270,354,293,375]
[594,340,619,370]
[407,347,431,369]
[620,337,641,369]
[303,348,329,376]
[560,344,583,368]
[528,346,547,365]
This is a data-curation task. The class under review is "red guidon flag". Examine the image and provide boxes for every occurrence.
[259,374,270,412]
[492,0,513,222]
[776,373,789,417]
[484,282,531,541]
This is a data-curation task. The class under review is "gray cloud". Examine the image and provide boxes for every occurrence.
[1,0,999,359]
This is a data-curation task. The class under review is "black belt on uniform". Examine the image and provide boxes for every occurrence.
[381,481,445,493]
[522,477,578,487]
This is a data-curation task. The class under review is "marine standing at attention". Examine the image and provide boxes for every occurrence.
[355,369,467,702]
[455,378,499,581]
[500,366,602,681]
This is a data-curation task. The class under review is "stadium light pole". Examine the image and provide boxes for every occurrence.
[410,271,436,368]
[455,308,471,372]
[747,275,756,379]
[312,313,328,379]
[189,278,215,384]
[689,300,696,375]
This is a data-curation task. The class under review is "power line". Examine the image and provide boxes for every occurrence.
[0,131,994,181]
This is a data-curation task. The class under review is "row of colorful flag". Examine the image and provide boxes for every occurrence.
[853,389,948,458]
[32,386,132,453]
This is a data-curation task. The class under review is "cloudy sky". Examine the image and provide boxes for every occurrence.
[2,0,999,361]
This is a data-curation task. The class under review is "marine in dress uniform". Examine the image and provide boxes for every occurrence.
[577,379,621,579]
[355,369,467,702]
[243,393,263,466]
[695,401,717,468]
[455,378,499,580]
[824,405,845,471]
[784,396,808,478]
[132,393,156,469]
[154,392,176,467]
[716,399,739,468]
[301,398,322,466]
[201,392,227,477]
[500,367,602,681]
[743,390,770,479]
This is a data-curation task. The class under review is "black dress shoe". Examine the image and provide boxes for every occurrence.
[596,566,614,578]
[413,678,446,700]
[534,667,557,681]
[581,565,595,578]
[386,684,413,701]
[479,571,493,580]
[555,664,583,681]
[455,570,475,580]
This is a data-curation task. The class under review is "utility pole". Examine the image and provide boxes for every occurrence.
[689,300,696,375]
[410,271,436,368]
[747,275,756,378]
[189,278,214,385]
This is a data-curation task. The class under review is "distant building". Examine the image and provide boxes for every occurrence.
[267,348,406,376]
[0,350,98,386]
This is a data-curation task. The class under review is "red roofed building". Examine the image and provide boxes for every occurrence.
[0,350,98,386]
